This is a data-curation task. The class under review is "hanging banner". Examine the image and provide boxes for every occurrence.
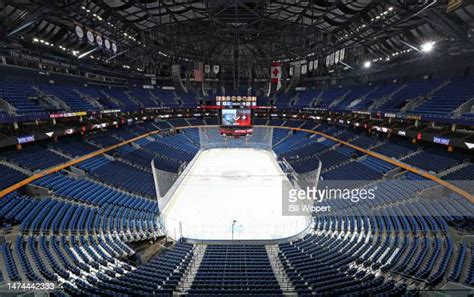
[86,31,94,44]
[75,26,84,39]
[73,21,119,54]
[334,50,340,64]
[194,62,204,82]
[96,35,103,47]
[309,60,314,71]
[270,62,282,84]
[205,64,210,74]
[104,39,111,50]
[340,48,345,61]
[301,64,307,74]
[213,65,220,74]
[314,59,318,70]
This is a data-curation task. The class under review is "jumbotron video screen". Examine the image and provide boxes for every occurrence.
[221,109,252,126]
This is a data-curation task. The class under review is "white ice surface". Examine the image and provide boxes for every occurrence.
[162,148,309,240]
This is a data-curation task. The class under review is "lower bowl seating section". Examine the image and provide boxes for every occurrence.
[272,128,289,146]
[277,173,474,295]
[288,147,349,173]
[182,128,201,147]
[253,118,268,125]
[89,160,156,198]
[154,120,173,130]
[188,245,282,296]
[321,161,384,181]
[268,119,286,126]
[51,138,98,158]
[443,164,474,193]
[403,147,468,173]
[360,156,396,174]
[0,242,22,281]
[349,135,380,149]
[2,147,70,171]
[144,134,198,168]
[0,164,28,189]
[278,233,403,296]
[168,118,190,127]
[51,126,200,197]
[371,138,416,158]
[0,166,161,291]
[204,117,219,125]
[62,241,195,296]
[273,131,313,154]
[87,132,122,148]
[284,119,304,128]
[32,172,158,219]
[0,118,473,296]
[186,118,205,126]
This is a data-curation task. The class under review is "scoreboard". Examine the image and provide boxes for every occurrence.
[216,96,257,107]
[221,109,251,126]
[219,107,253,138]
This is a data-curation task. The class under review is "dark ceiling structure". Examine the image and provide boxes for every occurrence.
[1,0,474,80]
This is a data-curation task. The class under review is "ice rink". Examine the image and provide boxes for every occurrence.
[162,148,310,240]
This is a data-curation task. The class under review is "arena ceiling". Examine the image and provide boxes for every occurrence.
[1,0,474,78]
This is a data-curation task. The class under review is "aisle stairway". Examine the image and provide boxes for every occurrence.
[176,244,207,294]
[266,244,297,295]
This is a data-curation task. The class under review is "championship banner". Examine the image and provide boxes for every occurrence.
[309,60,314,71]
[213,65,220,74]
[75,25,84,39]
[86,31,95,45]
[270,62,281,84]
[96,35,103,47]
[73,22,117,53]
[301,64,307,75]
[205,64,210,74]
[340,48,345,61]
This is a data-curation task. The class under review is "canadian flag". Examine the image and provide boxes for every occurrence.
[270,62,281,84]
[194,62,204,82]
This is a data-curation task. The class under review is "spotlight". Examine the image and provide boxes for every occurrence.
[421,41,435,53]
[363,61,372,68]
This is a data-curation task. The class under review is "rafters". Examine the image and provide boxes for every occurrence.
[1,0,474,79]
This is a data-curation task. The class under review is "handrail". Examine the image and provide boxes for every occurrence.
[0,124,472,204]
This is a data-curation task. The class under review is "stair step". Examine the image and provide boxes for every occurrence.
[265,244,296,293]
[176,244,207,293]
